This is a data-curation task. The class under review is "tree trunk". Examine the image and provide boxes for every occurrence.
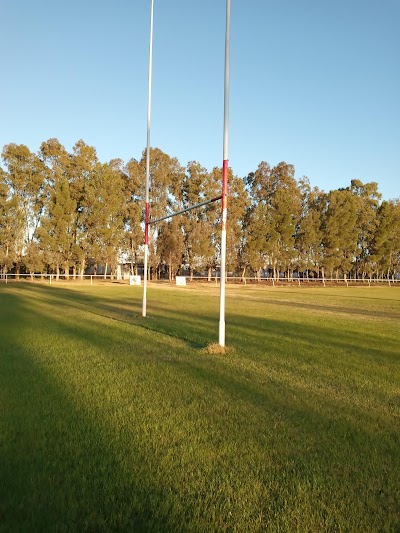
[104,262,108,280]
[80,257,85,280]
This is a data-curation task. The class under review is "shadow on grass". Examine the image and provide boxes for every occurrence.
[12,283,206,349]
[20,283,398,438]
[12,282,400,365]
[1,288,399,531]
[0,293,190,531]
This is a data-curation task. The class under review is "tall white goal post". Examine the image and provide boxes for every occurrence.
[219,0,230,347]
[142,0,231,348]
[142,0,154,320]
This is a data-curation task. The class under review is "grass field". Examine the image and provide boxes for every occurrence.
[1,282,399,532]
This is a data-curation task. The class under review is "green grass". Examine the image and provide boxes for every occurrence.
[0,281,399,532]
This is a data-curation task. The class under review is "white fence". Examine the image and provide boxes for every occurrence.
[185,276,399,287]
[0,273,133,285]
[0,273,398,287]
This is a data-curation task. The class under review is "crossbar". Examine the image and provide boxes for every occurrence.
[149,195,222,225]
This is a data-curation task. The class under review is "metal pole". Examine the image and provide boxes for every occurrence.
[149,195,222,225]
[219,0,230,347]
[142,0,154,318]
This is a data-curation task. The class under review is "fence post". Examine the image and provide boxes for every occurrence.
[5,274,7,284]
[91,275,93,286]
[49,274,52,285]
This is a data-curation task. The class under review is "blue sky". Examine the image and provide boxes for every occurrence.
[1,0,399,200]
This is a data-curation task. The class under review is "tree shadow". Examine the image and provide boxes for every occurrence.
[0,293,189,531]
[1,288,399,531]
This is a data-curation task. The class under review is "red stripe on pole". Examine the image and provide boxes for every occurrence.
[222,159,228,212]
[144,202,149,244]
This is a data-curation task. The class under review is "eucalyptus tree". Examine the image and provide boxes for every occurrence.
[245,161,272,202]
[1,143,45,274]
[0,174,24,276]
[69,140,99,277]
[269,162,302,278]
[40,138,70,185]
[320,188,359,280]
[348,179,381,279]
[0,175,9,274]
[225,170,249,275]
[138,147,185,279]
[84,161,127,279]
[371,199,400,279]
[24,241,46,279]
[157,216,184,280]
[38,139,75,279]
[240,201,270,280]
[194,165,223,280]
[124,157,144,274]
[142,147,184,221]
[245,161,301,279]
[244,162,273,279]
[295,178,323,278]
[180,162,216,279]
[37,172,76,280]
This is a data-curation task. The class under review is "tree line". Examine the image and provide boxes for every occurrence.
[1,138,399,281]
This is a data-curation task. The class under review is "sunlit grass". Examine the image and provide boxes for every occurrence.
[1,282,399,531]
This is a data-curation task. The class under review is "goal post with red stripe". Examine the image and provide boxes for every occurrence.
[142,0,231,348]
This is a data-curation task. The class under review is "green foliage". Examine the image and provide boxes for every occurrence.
[84,162,126,277]
[38,175,76,278]
[157,217,185,280]
[371,200,400,276]
[0,138,399,279]
[295,178,323,274]
[23,241,45,276]
[321,189,360,277]
[246,161,302,278]
[182,162,216,277]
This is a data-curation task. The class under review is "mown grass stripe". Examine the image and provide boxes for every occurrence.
[1,283,399,531]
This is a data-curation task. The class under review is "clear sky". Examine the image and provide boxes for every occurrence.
[1,0,399,200]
